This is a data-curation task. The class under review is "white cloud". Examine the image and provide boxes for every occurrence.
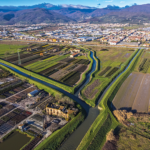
[120,1,125,3]
[105,0,113,2]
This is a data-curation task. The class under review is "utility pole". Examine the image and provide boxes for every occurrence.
[18,49,21,65]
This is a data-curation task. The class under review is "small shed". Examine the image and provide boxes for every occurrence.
[18,124,24,130]
[28,90,39,97]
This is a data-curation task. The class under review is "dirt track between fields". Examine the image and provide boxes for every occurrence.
[113,72,150,113]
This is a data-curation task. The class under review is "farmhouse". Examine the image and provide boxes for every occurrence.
[18,124,25,130]
[52,39,59,42]
[143,43,150,47]
[70,49,81,53]
[100,37,108,43]
[109,41,119,45]
[70,53,79,58]
[46,103,74,119]
[48,38,53,42]
[53,49,58,52]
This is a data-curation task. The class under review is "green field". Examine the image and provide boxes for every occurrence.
[117,127,150,150]
[78,49,143,150]
[0,42,144,150]
[113,111,150,150]
[0,44,27,58]
[81,47,135,106]
[0,44,92,93]
[96,47,134,69]
[134,50,150,73]
[76,55,88,60]
[25,54,69,72]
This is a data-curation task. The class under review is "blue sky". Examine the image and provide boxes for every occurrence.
[0,0,150,8]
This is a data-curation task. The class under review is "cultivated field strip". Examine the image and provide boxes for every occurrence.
[132,74,150,112]
[112,72,145,111]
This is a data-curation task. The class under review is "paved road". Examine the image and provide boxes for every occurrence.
[3,39,146,49]
[73,43,143,49]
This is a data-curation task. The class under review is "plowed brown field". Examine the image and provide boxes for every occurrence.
[113,72,150,113]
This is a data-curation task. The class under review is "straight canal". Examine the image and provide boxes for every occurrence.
[0,49,141,150]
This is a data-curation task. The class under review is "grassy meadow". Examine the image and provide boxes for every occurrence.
[134,50,150,73]
[0,44,27,58]
[25,54,69,72]
[81,46,135,106]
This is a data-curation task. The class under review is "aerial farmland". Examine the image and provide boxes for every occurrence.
[113,49,150,113]
[81,46,135,106]
[2,44,89,86]
[0,63,80,150]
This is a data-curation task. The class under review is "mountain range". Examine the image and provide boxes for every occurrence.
[83,4,150,24]
[0,3,97,12]
[0,3,150,25]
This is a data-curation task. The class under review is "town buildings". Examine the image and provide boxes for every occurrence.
[1,23,150,46]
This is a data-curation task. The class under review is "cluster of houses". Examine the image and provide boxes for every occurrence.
[1,23,150,47]
[70,49,81,58]
[13,26,42,32]
[27,89,78,120]
[99,29,150,47]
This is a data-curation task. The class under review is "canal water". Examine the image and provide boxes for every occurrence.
[0,49,141,150]
[0,51,99,150]
[74,51,97,96]
[59,51,99,150]
[96,48,141,106]
[59,49,141,150]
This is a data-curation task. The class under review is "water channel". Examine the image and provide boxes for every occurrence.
[0,51,100,150]
[96,48,141,106]
[0,49,141,150]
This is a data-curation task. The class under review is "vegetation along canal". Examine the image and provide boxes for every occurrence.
[0,49,142,150]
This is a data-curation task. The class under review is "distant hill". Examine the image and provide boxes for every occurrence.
[1,3,150,24]
[82,4,150,24]
[0,3,97,12]
[0,8,75,25]
[52,5,127,21]
[0,3,131,22]
[53,8,96,21]
[83,12,150,24]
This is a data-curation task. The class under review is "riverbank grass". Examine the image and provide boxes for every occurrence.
[81,48,137,107]
[0,49,94,94]
[77,49,143,150]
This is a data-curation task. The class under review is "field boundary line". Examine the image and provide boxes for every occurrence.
[148,99,150,112]
[4,85,34,101]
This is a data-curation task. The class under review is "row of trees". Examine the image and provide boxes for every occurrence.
[55,93,74,105]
